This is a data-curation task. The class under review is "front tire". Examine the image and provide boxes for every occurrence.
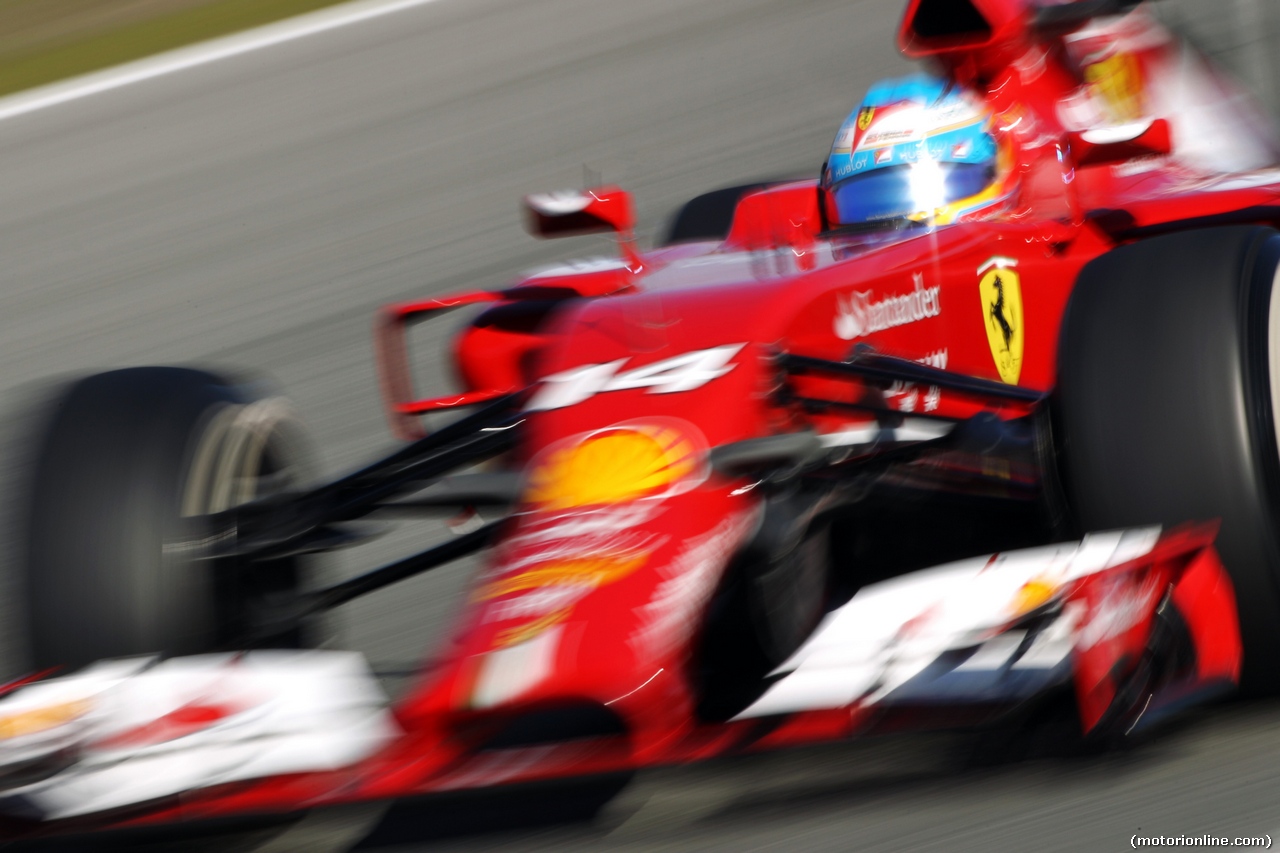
[1056,226,1280,693]
[20,367,312,670]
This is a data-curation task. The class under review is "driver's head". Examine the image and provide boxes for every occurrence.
[822,74,1012,229]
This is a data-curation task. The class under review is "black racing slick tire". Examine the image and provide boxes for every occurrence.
[1056,226,1280,694]
[20,367,313,671]
[662,182,776,245]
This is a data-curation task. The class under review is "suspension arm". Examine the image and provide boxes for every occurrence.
[777,352,1044,405]
[203,394,523,559]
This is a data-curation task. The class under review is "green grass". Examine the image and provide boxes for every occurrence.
[0,0,357,98]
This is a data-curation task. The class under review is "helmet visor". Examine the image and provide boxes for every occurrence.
[828,162,996,227]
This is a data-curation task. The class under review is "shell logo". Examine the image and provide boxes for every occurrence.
[524,424,698,510]
[480,554,648,600]
[1010,577,1058,618]
[0,698,92,741]
[477,422,703,648]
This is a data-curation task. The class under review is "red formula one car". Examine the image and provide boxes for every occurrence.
[0,0,1274,840]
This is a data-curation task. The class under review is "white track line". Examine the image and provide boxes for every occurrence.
[0,0,448,124]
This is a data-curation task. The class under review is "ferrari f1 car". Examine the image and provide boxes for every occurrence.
[0,0,1272,839]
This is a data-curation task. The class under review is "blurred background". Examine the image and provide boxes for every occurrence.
[1162,0,1277,118]
[0,0,1274,850]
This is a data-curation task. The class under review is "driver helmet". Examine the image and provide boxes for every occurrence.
[822,74,1013,229]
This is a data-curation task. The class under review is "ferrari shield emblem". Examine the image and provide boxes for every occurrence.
[978,257,1023,384]
[857,107,875,131]
[1084,52,1145,124]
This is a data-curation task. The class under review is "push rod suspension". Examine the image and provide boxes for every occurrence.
[778,353,1044,405]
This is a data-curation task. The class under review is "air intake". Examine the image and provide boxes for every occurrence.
[910,0,992,41]
[898,0,1005,58]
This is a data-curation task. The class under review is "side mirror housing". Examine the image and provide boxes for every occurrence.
[1070,118,1173,168]
[523,186,635,238]
[523,186,642,270]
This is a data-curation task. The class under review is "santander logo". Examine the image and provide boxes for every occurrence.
[834,273,941,341]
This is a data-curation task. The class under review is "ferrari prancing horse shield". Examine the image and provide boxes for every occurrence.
[978,257,1024,385]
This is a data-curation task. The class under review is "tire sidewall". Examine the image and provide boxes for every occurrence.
[1056,226,1280,693]
[22,368,309,670]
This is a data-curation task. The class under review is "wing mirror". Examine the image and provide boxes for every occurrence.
[1069,118,1172,168]
[524,186,634,236]
[523,186,642,270]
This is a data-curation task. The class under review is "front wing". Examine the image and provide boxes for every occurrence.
[0,524,1239,837]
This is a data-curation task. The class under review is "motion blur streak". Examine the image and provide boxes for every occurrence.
[0,0,916,676]
[0,1,1274,852]
[0,0,454,124]
[0,653,394,820]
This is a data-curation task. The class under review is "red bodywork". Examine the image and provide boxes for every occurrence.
[29,0,1270,836]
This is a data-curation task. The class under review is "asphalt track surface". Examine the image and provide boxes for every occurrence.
[0,0,1277,850]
